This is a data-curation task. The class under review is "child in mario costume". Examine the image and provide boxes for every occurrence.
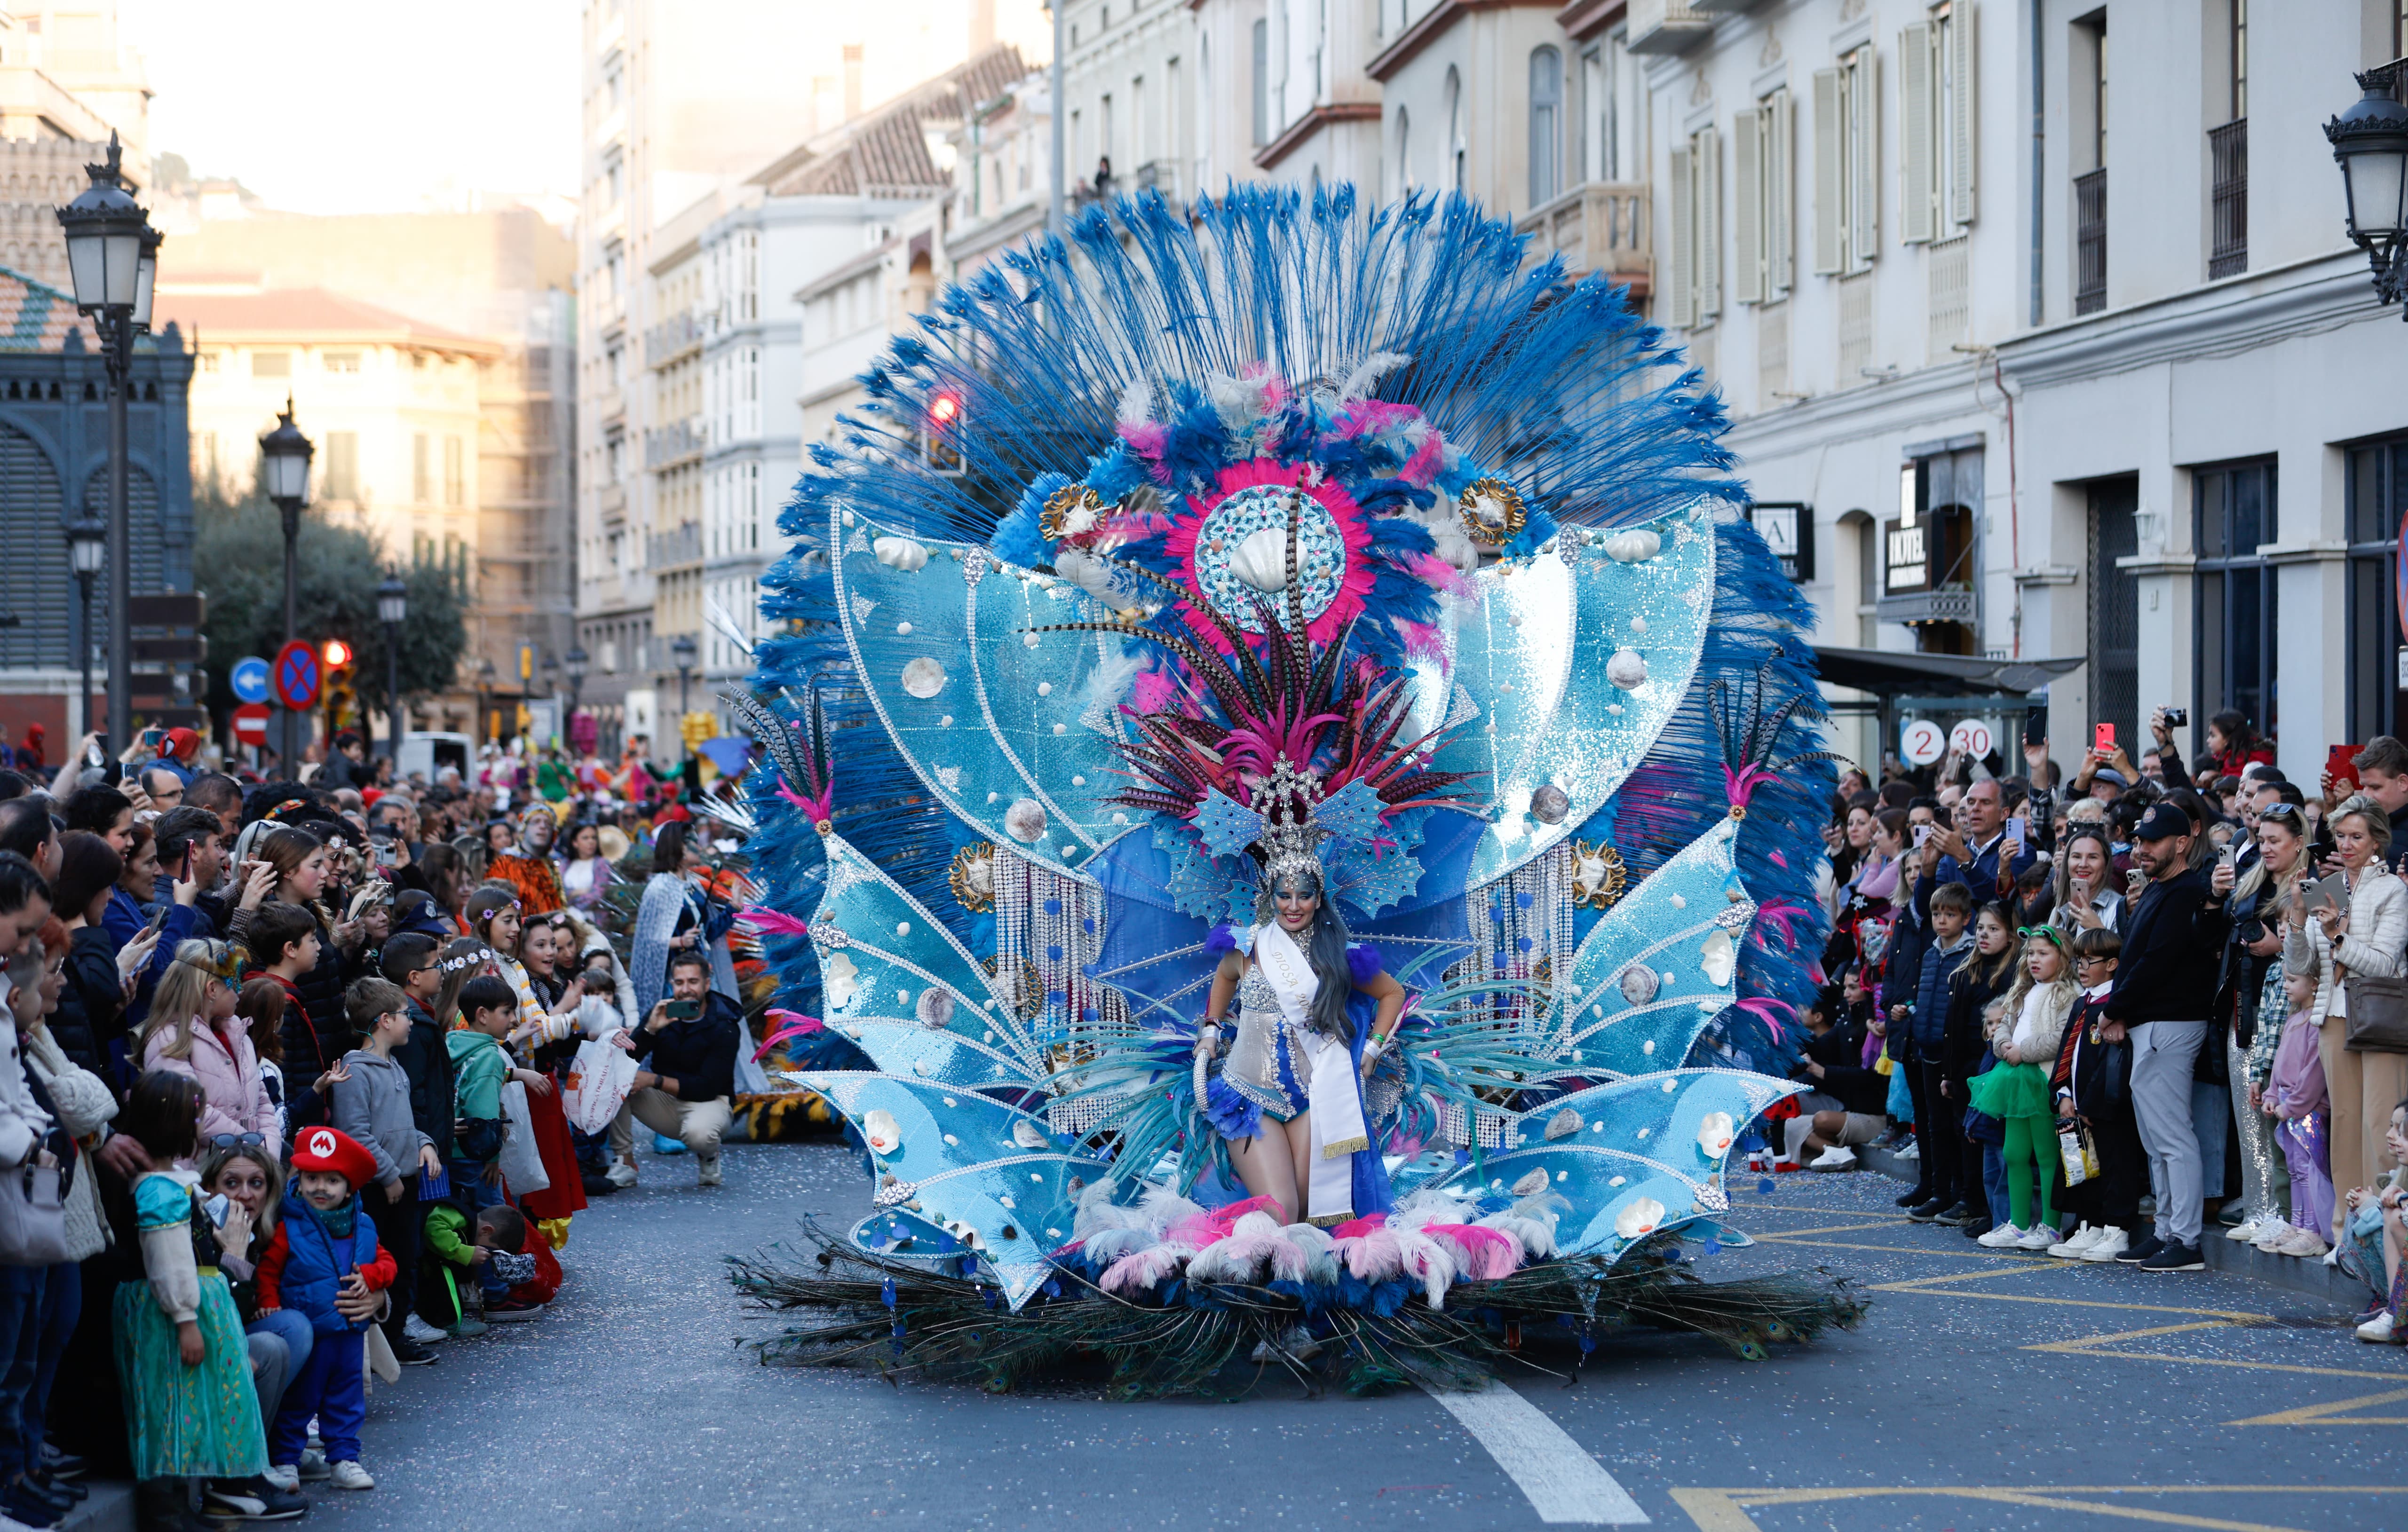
[254,1126,397,1492]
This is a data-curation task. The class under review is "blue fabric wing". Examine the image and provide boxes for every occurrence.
[792,1072,1107,1311]
[1194,789,1263,859]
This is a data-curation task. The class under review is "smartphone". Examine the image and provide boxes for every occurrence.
[2329,744,2363,796]
[2006,816,2028,853]
[663,998,703,1021]
[2218,842,2238,869]
[2025,705,2047,750]
[140,727,165,750]
[2093,722,2116,751]
[203,1193,230,1228]
[85,734,106,770]
[142,903,169,936]
[1912,823,1934,850]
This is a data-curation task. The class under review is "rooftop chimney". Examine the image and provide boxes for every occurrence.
[843,45,864,121]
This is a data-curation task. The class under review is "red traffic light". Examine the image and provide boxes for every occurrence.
[321,639,353,668]
[928,391,960,426]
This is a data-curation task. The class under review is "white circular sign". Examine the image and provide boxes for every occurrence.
[1901,719,1945,766]
[1949,720,1995,759]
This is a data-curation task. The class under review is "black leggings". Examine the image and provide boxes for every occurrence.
[1916,1059,1965,1208]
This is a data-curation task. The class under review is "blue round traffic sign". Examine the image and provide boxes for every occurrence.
[230,655,271,705]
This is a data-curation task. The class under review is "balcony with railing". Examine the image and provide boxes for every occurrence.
[644,417,705,470]
[1515,181,1653,293]
[2210,119,2247,280]
[2074,168,2107,316]
[645,309,704,370]
[646,521,703,572]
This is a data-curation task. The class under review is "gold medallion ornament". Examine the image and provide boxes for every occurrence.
[1457,477,1528,545]
[948,841,997,912]
[1569,840,1627,910]
[1040,483,1108,543]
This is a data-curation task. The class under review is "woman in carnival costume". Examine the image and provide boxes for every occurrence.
[725,186,1860,1393]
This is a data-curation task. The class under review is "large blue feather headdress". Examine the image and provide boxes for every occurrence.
[741,186,1837,1303]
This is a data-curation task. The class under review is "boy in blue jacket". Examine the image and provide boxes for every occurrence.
[1905,881,1976,1224]
[255,1127,397,1493]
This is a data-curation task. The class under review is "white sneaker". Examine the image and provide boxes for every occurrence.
[2016,1224,2061,1250]
[404,1315,449,1346]
[297,1449,330,1482]
[261,1464,299,1493]
[2226,1219,2260,1242]
[2275,1226,2330,1259]
[2080,1227,2131,1262]
[2254,1225,2290,1253]
[605,1157,638,1188]
[329,1460,374,1491]
[1894,1140,1920,1160]
[2359,1312,2397,1343]
[1808,1145,1857,1171]
[2046,1223,2098,1258]
[697,1153,723,1188]
[1976,1223,2027,1248]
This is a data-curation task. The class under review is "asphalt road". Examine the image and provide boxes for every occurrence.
[292,1140,2408,1532]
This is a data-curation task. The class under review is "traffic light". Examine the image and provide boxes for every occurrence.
[321,639,356,732]
[321,639,353,669]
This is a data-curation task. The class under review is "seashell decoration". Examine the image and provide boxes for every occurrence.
[900,657,947,699]
[914,988,955,1029]
[1619,963,1659,1006]
[1696,1111,1735,1158]
[1700,928,1736,987]
[820,950,861,1011]
[1011,1118,1052,1150]
[1002,798,1049,844]
[862,1108,902,1155]
[1511,1167,1552,1197]
[948,842,996,912]
[1227,525,1293,592]
[1457,476,1528,545]
[1545,1106,1584,1141]
[872,535,929,571]
[1606,648,1649,689]
[1571,839,1627,909]
[1614,1196,1667,1242]
[1601,528,1661,562]
[1530,784,1571,825]
[1040,483,1107,543]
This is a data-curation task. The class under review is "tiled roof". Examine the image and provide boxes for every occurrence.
[770,45,1026,199]
[0,265,95,352]
[152,286,497,354]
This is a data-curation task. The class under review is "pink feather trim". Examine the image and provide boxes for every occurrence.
[752,1008,823,1061]
[1724,763,1778,808]
[1734,996,1792,1042]
[1162,459,1376,655]
[738,906,812,937]
[1398,426,1446,488]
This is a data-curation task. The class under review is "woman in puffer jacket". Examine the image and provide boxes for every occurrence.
[2286,795,2408,1229]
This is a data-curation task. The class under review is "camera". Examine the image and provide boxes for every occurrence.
[2162,707,2189,728]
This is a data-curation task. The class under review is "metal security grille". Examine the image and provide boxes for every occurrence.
[2209,119,2248,279]
[2088,477,2139,744]
[2075,169,2107,315]
[0,421,66,671]
[79,461,166,668]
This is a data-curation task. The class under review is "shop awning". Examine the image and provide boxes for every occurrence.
[1812,646,2085,698]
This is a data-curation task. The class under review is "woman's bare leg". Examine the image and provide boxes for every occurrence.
[1284,1110,1317,1222]
[1228,1130,1299,1224]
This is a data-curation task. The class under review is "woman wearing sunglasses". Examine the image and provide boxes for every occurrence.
[2220,798,2311,1246]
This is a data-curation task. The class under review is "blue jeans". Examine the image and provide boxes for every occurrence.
[244,1308,315,1422]
[1982,1141,2011,1228]
[449,1159,505,1214]
[22,1261,77,1463]
[0,1266,40,1482]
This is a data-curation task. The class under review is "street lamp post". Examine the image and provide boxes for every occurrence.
[258,403,314,770]
[65,518,105,740]
[564,645,588,747]
[377,570,407,764]
[539,652,560,742]
[671,632,697,752]
[55,132,159,751]
[2329,64,2408,318]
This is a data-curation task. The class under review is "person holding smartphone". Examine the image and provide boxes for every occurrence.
[609,949,740,1189]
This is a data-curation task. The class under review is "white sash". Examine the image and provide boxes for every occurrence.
[1254,923,1369,1224]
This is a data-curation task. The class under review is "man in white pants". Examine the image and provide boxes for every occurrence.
[609,950,740,1187]
[2097,802,2228,1272]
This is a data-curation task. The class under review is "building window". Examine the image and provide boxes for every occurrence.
[2208,0,2247,279]
[1733,87,1793,304]
[1529,46,1563,208]
[413,434,432,504]
[1901,3,1976,245]
[2086,475,2140,744]
[325,432,359,501]
[2074,11,2107,314]
[251,351,291,378]
[443,435,464,506]
[322,351,360,374]
[2346,434,2408,742]
[1252,20,1268,146]
[1812,45,1879,276]
[1667,125,1721,329]
[1446,67,1465,191]
[1879,445,1982,655]
[1584,38,1624,184]
[2193,457,2277,746]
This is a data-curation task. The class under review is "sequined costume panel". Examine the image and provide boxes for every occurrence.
[1220,970,1302,1123]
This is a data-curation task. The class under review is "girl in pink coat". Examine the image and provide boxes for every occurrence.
[139,939,280,1156]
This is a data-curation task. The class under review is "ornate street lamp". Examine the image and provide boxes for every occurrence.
[258,402,314,767]
[2328,65,2408,317]
[55,130,160,748]
[377,570,407,761]
[65,518,105,741]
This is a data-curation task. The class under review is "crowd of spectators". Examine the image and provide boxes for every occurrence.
[1806,709,2408,1339]
[0,723,747,1529]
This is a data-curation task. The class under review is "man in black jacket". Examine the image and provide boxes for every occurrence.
[613,949,740,1187]
[2099,803,2229,1272]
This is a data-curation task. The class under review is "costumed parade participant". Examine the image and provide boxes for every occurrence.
[723,186,1861,1394]
[484,806,565,916]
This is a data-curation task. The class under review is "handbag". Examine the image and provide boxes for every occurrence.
[562,1039,638,1138]
[2343,974,2408,1053]
[2057,1119,2099,1187]
[495,1081,551,1195]
[0,1160,68,1267]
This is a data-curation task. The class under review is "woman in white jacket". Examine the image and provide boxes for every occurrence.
[2285,797,2408,1215]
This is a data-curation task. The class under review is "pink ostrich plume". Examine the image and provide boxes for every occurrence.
[738,906,812,939]
[1733,996,1794,1041]
[752,1008,824,1061]
[1724,762,1780,808]
[1751,899,1807,952]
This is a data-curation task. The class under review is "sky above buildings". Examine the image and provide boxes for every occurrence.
[122,0,582,215]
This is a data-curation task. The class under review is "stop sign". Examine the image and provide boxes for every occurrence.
[232,703,270,746]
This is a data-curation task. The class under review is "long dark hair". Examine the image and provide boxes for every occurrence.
[651,821,689,879]
[1259,867,1357,1044]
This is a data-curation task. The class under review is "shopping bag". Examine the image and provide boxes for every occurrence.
[562,1039,638,1137]
[497,1080,550,1195]
[2057,1121,2098,1187]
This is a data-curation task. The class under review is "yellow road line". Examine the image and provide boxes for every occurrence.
[1750,1232,2058,1261]
[1670,1484,2408,1532]
[2227,1385,2408,1425]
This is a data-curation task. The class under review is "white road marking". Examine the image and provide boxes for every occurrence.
[1423,1379,1651,1524]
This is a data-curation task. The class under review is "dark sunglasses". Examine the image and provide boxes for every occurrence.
[208,1132,264,1150]
[2258,804,2305,825]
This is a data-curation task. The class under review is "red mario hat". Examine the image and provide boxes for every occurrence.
[288,1126,377,1189]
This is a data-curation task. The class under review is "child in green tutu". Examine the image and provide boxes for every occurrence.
[1971,924,2082,1249]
